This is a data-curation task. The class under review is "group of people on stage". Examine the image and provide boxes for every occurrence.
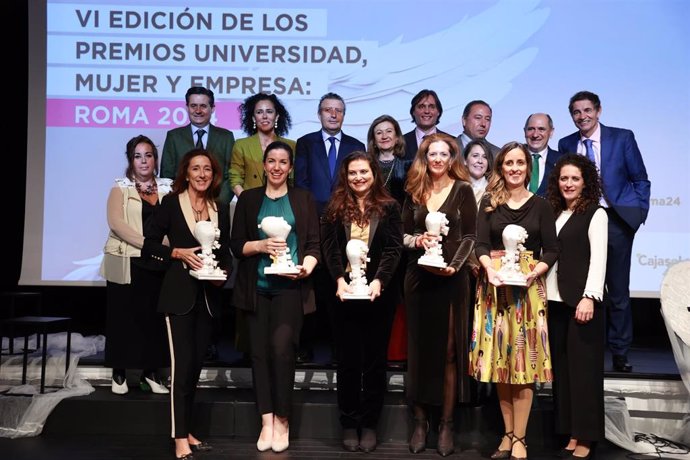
[99,86,650,459]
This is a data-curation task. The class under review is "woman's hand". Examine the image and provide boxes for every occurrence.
[416,232,440,250]
[172,246,203,270]
[421,265,457,277]
[278,264,310,280]
[335,277,351,301]
[486,266,504,287]
[368,279,382,301]
[574,297,594,324]
[525,270,540,287]
[260,237,287,257]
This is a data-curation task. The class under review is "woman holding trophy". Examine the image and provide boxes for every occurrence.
[142,149,232,460]
[469,142,558,460]
[402,133,477,456]
[230,141,320,454]
[545,154,607,460]
[320,151,403,453]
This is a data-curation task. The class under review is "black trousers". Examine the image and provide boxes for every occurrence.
[246,289,303,417]
[166,300,213,439]
[334,294,396,429]
[548,300,605,442]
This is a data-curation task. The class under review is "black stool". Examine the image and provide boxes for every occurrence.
[0,316,72,394]
[1,291,43,354]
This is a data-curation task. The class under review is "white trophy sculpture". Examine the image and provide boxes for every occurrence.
[342,239,371,300]
[497,224,528,286]
[417,211,449,268]
[259,216,300,274]
[190,220,227,280]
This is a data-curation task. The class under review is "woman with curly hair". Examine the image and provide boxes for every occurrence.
[320,151,403,453]
[230,92,295,196]
[469,141,558,460]
[545,154,607,460]
[403,133,477,456]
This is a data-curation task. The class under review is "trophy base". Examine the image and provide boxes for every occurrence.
[417,256,448,268]
[190,271,227,281]
[501,278,527,287]
[264,266,300,275]
[341,293,371,300]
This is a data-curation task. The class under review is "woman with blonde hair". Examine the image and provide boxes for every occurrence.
[469,142,558,460]
[403,133,477,456]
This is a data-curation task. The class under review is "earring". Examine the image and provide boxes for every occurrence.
[252,120,256,130]
[274,120,278,129]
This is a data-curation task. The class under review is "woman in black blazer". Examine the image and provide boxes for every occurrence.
[320,151,403,453]
[545,154,608,460]
[143,149,232,460]
[230,141,320,454]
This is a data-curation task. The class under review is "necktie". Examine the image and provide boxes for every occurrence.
[583,138,596,166]
[196,129,206,148]
[529,153,541,193]
[327,136,337,176]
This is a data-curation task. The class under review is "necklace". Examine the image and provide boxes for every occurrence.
[191,202,207,222]
[380,158,396,187]
[135,180,157,196]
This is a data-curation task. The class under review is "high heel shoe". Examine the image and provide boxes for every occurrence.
[491,431,513,459]
[272,424,289,453]
[111,372,128,395]
[409,418,429,453]
[140,373,170,394]
[510,435,528,460]
[437,419,455,457]
[256,425,273,452]
[189,441,213,452]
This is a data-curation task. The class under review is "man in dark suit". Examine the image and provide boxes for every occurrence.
[403,89,451,160]
[161,86,235,207]
[524,113,562,197]
[295,93,365,215]
[294,92,365,363]
[456,100,500,156]
[558,90,651,373]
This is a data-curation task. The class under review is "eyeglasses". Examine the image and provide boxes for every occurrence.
[321,107,344,115]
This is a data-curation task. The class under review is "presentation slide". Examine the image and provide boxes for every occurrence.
[23,0,690,297]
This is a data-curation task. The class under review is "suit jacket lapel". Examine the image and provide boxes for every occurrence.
[368,214,379,247]
[314,134,332,179]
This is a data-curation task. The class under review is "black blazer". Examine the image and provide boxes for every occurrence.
[536,147,563,197]
[230,186,321,314]
[143,193,232,316]
[320,202,403,296]
[403,129,452,160]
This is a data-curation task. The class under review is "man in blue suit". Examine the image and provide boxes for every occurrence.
[295,93,366,215]
[524,113,561,197]
[558,91,651,372]
[294,92,365,363]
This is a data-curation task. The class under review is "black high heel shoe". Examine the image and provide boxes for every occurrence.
[491,431,513,459]
[510,435,528,460]
[409,418,429,453]
[189,441,213,452]
[437,419,455,457]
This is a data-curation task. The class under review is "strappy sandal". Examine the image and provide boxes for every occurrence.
[490,431,513,459]
[510,435,528,460]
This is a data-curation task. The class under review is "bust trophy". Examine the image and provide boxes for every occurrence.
[259,216,300,275]
[496,224,528,286]
[342,239,371,300]
[417,211,449,268]
[190,220,227,280]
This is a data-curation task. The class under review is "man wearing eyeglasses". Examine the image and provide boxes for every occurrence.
[295,92,365,215]
[161,86,235,207]
[403,89,452,160]
[294,92,365,364]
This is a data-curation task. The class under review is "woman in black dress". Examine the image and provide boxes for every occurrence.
[403,133,477,456]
